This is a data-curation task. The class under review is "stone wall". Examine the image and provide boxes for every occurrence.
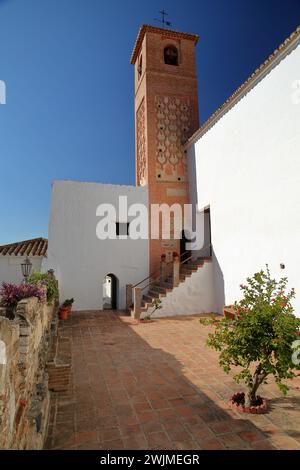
[0,296,57,449]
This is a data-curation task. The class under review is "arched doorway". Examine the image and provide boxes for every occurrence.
[103,274,117,310]
[180,230,191,264]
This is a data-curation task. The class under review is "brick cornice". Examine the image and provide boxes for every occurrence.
[131,24,199,65]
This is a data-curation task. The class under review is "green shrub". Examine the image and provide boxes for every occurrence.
[28,272,59,305]
[201,266,300,407]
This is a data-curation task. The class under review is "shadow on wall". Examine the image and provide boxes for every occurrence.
[212,248,225,314]
[44,311,277,450]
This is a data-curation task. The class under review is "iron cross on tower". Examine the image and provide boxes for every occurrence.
[154,9,172,28]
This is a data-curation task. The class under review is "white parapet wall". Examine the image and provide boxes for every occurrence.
[143,260,218,318]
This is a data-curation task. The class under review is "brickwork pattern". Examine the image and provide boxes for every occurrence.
[136,99,147,186]
[156,95,192,182]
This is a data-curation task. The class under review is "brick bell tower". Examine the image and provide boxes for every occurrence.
[131,25,199,273]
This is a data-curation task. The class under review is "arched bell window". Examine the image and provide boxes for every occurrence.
[164,46,179,66]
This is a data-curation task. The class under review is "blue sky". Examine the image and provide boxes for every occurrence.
[0,0,299,244]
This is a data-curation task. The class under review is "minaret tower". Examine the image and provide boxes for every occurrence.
[131,24,199,272]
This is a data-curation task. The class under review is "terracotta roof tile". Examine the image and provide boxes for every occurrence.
[131,24,199,64]
[0,238,48,257]
[187,25,300,145]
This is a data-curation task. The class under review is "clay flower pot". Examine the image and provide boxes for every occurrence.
[230,392,268,414]
[65,305,72,315]
[59,307,69,321]
[223,305,240,320]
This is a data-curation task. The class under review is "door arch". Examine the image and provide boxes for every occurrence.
[103,273,118,310]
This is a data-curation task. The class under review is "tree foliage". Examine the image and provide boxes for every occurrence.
[28,272,59,305]
[201,266,300,406]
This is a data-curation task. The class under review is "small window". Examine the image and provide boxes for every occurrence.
[116,222,130,237]
[138,55,142,79]
[164,46,178,66]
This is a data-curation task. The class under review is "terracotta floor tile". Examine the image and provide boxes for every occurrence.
[99,427,121,442]
[134,402,152,413]
[250,439,277,450]
[197,437,225,450]
[146,431,172,449]
[102,439,125,450]
[136,410,158,424]
[123,433,148,450]
[119,423,142,437]
[142,420,165,435]
[150,399,170,410]
[45,311,300,451]
[218,432,251,450]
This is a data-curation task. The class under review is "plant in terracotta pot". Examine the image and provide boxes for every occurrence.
[200,266,300,413]
[59,298,74,320]
[63,298,74,314]
[223,305,241,320]
[172,251,179,260]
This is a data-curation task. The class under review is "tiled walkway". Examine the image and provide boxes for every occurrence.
[45,311,300,450]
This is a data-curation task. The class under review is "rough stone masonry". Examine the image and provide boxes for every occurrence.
[0,295,58,449]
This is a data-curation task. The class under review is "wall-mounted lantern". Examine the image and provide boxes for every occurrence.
[21,257,32,283]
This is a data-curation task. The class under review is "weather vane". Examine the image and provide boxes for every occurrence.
[154,9,172,28]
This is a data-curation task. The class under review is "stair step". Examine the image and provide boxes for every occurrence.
[148,289,160,298]
[150,286,167,295]
[143,294,154,303]
[180,274,191,281]
[158,281,173,289]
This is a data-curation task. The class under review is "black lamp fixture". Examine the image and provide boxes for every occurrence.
[21,257,32,283]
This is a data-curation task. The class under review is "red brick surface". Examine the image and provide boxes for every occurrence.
[133,27,199,273]
[45,311,300,450]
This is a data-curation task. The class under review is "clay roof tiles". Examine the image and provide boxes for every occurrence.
[0,238,48,257]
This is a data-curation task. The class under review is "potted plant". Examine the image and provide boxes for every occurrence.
[223,305,241,320]
[172,251,179,260]
[200,266,300,413]
[64,298,74,314]
[161,253,166,262]
[59,305,69,321]
[59,298,74,320]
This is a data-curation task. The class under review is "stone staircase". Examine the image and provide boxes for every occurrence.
[132,256,212,317]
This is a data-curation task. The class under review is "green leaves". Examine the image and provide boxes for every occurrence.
[28,271,59,305]
[201,266,300,402]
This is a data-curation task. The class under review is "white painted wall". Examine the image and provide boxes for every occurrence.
[187,42,300,314]
[46,181,149,311]
[142,261,217,318]
[0,256,44,286]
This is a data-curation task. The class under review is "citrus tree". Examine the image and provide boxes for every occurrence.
[202,266,300,407]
